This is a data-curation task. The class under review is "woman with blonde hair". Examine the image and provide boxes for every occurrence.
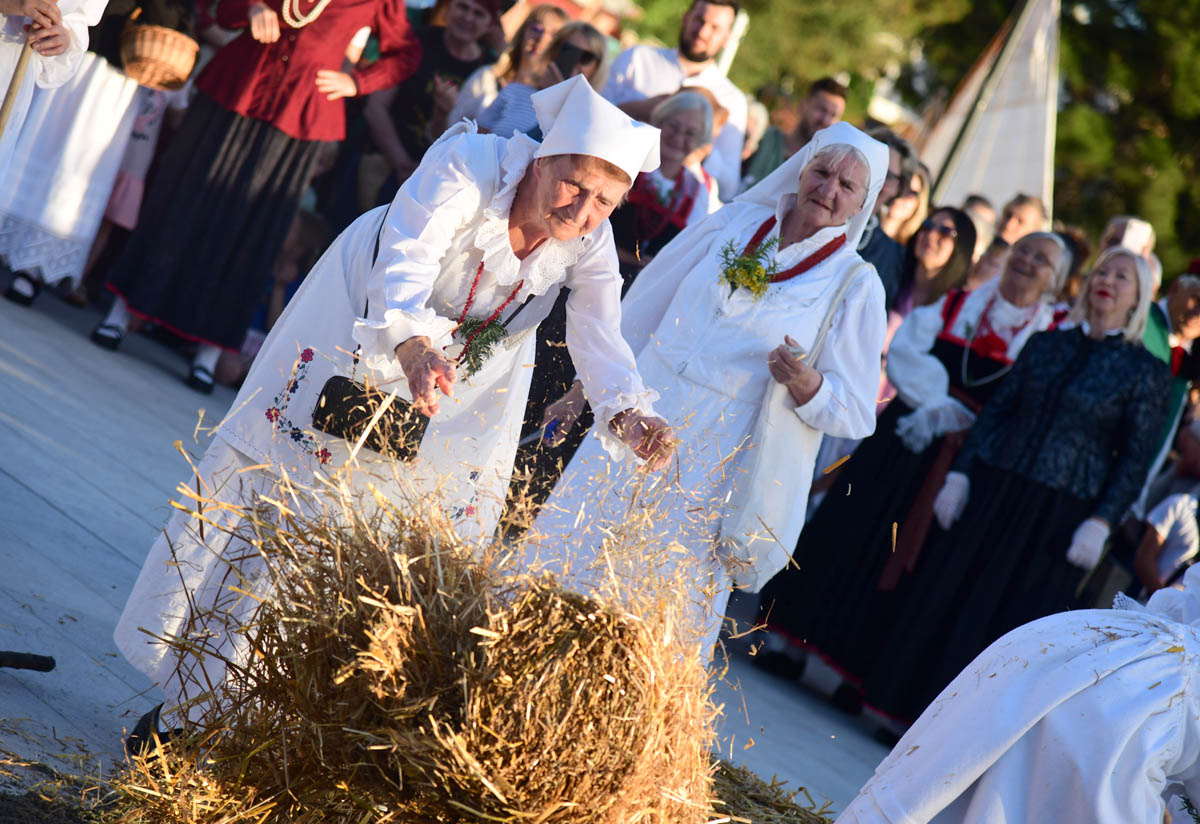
[860,245,1171,723]
[478,21,610,137]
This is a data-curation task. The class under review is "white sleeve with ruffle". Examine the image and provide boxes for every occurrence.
[32,0,105,88]
[352,130,487,366]
[886,297,951,409]
[794,264,887,439]
[565,220,660,460]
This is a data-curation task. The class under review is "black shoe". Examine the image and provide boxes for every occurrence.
[90,323,126,350]
[751,648,808,680]
[186,364,215,394]
[831,682,864,716]
[125,704,175,757]
[3,273,40,306]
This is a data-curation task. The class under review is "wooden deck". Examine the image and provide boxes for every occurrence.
[0,282,887,810]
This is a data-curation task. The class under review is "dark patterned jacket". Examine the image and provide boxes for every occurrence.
[953,326,1171,525]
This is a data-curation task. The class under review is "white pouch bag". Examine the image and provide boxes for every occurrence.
[718,262,867,592]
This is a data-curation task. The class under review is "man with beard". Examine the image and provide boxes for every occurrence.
[602,0,746,200]
[785,76,847,154]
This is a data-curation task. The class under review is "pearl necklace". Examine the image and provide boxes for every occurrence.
[281,0,332,29]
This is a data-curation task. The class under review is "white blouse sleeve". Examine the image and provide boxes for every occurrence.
[33,0,104,88]
[352,131,487,363]
[564,221,660,459]
[886,297,952,409]
[794,264,886,439]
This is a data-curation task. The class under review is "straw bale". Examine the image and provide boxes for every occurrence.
[100,482,717,824]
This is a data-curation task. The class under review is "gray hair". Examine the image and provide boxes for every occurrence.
[1067,246,1155,343]
[1018,231,1072,294]
[650,90,714,147]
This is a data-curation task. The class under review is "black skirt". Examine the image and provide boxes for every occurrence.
[860,460,1093,721]
[756,400,943,682]
[106,93,327,350]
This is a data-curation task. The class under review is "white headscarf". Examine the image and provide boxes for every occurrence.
[735,121,889,249]
[532,75,661,184]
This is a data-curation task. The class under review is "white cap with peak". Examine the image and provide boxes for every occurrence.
[531,75,661,184]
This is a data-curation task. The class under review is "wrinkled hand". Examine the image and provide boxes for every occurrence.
[609,410,677,471]
[1066,517,1110,570]
[0,0,60,29]
[932,471,969,530]
[247,1,280,43]
[540,380,586,447]
[394,336,456,416]
[767,335,822,406]
[27,21,67,55]
[316,69,356,100]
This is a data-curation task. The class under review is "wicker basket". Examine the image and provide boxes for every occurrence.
[120,9,198,91]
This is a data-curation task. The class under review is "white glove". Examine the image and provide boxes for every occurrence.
[1066,518,1110,570]
[895,400,977,454]
[932,471,970,530]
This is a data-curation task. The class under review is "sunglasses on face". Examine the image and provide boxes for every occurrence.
[921,218,957,239]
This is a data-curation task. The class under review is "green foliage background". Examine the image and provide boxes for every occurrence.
[629,0,1198,276]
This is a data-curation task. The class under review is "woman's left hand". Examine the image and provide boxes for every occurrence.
[316,70,357,101]
[768,335,822,406]
[1066,517,1110,570]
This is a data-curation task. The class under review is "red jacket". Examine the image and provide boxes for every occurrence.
[197,0,421,141]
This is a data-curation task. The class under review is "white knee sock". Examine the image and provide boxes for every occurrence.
[192,344,222,374]
[102,297,133,332]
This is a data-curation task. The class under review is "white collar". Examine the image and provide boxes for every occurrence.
[474,133,585,296]
[1078,319,1126,338]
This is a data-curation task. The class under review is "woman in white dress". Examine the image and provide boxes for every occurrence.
[526,122,890,654]
[114,76,674,742]
[837,568,1200,824]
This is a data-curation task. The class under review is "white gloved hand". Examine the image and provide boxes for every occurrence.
[932,471,970,530]
[895,400,977,454]
[1066,518,1110,570]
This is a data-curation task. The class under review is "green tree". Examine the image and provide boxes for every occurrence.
[901,0,1198,275]
[630,0,970,110]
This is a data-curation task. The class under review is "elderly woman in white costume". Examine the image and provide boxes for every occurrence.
[114,75,674,745]
[837,570,1200,824]
[527,122,889,653]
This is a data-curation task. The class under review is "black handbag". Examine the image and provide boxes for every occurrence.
[311,207,430,461]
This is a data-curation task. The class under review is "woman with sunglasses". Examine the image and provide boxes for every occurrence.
[755,231,1070,712]
[477,21,608,138]
[447,4,566,126]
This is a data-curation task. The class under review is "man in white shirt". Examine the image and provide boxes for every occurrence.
[1135,488,1200,595]
[602,0,746,200]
